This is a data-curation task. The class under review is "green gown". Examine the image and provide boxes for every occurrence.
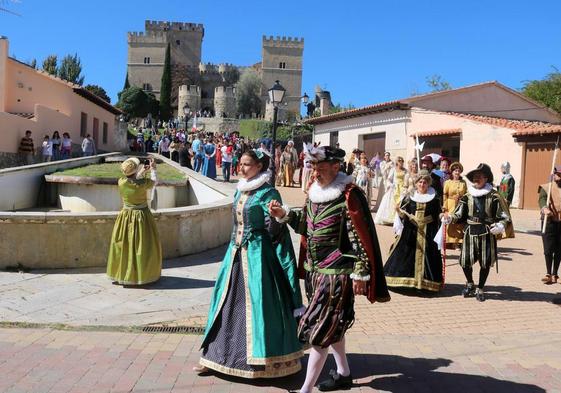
[106,176,162,285]
[200,179,303,378]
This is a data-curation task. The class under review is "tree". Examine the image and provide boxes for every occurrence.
[426,74,452,92]
[58,53,84,85]
[522,69,561,115]
[159,43,172,121]
[42,55,58,76]
[27,58,37,69]
[117,86,152,119]
[123,72,130,90]
[85,84,111,103]
[235,69,263,116]
[329,103,355,114]
[146,92,160,119]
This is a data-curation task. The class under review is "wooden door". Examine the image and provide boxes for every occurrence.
[93,118,99,149]
[362,133,386,161]
[522,142,561,209]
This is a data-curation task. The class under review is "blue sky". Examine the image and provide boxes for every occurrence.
[2,0,560,109]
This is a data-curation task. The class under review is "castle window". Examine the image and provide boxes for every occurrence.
[102,122,108,144]
[176,40,181,45]
[142,83,152,91]
[279,62,286,69]
[144,57,151,64]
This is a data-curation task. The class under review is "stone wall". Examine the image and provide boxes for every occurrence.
[195,117,240,134]
[0,155,234,269]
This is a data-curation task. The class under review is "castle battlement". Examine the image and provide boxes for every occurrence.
[127,31,168,44]
[214,86,236,96]
[179,85,201,94]
[145,20,204,33]
[262,35,304,48]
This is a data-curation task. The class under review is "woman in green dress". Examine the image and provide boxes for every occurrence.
[194,149,304,378]
[106,157,162,285]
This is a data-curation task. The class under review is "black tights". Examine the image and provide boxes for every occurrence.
[462,265,491,289]
[545,254,561,276]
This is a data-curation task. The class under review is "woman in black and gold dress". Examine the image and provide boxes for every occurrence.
[384,170,443,292]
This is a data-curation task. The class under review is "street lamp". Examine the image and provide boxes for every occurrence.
[268,80,286,186]
[301,92,315,117]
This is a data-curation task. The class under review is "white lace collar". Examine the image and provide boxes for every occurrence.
[411,187,436,203]
[308,172,353,203]
[237,171,271,192]
[468,183,493,197]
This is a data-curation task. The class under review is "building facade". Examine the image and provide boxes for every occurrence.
[0,37,125,168]
[127,20,304,119]
[307,82,561,209]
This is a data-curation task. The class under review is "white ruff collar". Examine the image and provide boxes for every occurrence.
[411,187,436,203]
[237,171,271,192]
[468,183,493,197]
[308,172,353,203]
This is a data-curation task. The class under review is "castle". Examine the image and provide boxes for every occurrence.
[127,20,304,120]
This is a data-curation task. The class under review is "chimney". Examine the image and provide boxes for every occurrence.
[0,36,9,112]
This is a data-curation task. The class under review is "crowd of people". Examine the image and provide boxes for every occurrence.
[341,148,517,300]
[103,138,561,392]
[18,129,96,164]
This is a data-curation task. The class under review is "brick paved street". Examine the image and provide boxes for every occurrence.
[1,184,560,392]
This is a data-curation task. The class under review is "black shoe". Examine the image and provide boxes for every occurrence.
[475,289,485,302]
[317,369,352,391]
[462,283,475,297]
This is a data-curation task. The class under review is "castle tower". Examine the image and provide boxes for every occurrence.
[127,20,204,100]
[214,86,236,118]
[178,85,201,114]
[261,36,304,120]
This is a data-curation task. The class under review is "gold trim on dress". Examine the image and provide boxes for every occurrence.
[385,276,441,292]
[199,358,301,379]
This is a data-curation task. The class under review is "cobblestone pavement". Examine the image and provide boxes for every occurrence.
[1,184,560,392]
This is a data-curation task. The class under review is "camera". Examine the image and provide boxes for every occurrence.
[144,159,150,166]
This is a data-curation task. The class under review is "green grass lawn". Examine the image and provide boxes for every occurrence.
[52,162,186,182]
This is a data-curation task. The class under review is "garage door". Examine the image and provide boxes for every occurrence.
[522,142,561,209]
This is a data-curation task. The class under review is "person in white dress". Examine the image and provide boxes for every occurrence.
[374,152,394,216]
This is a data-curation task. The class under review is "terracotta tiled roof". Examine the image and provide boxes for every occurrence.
[304,101,408,125]
[411,128,461,138]
[447,112,561,136]
[303,81,561,127]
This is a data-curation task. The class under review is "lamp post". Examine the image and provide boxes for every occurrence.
[268,80,286,186]
[301,92,316,117]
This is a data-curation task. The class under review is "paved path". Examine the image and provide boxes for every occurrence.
[1,185,560,392]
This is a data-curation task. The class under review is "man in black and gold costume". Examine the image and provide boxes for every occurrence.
[538,165,561,285]
[443,163,511,302]
[269,145,390,393]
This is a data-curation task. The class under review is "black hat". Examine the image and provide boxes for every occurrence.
[305,145,346,163]
[466,163,493,183]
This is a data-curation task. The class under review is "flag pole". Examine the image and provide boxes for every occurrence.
[542,135,560,234]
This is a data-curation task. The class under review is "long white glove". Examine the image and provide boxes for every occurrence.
[489,222,505,235]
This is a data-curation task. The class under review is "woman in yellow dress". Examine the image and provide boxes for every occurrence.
[442,162,467,248]
[107,157,162,285]
[392,157,407,207]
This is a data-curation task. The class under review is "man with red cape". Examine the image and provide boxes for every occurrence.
[269,145,390,393]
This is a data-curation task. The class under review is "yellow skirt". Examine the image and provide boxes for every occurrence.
[107,207,162,285]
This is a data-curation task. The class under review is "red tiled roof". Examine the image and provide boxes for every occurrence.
[304,101,408,125]
[447,112,561,136]
[411,128,461,138]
